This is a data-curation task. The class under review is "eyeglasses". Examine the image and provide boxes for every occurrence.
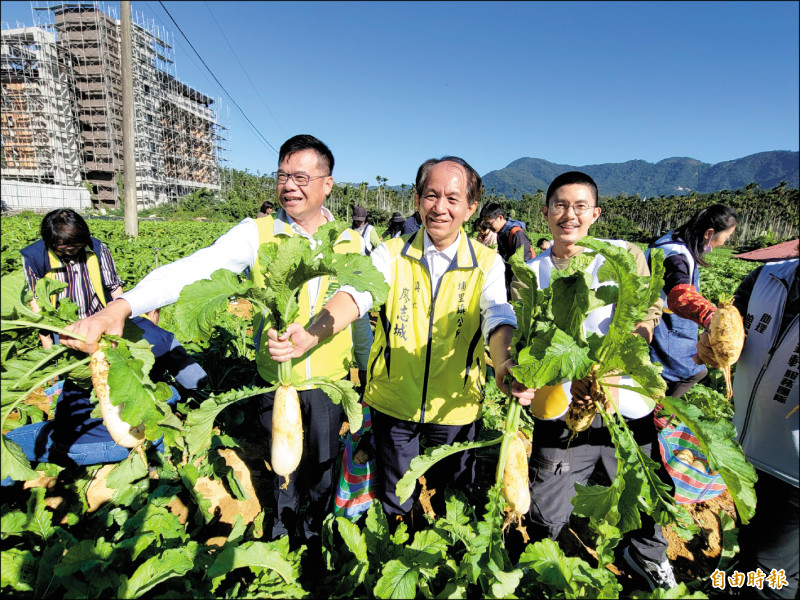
[272,171,329,186]
[548,202,596,216]
[482,216,498,229]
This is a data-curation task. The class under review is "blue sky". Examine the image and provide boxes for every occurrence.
[2,1,798,187]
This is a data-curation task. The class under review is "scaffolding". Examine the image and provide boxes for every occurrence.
[1,1,228,210]
[0,26,82,186]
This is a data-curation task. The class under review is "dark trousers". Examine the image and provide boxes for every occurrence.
[528,414,669,563]
[664,367,708,399]
[737,471,799,599]
[371,409,478,517]
[259,386,343,547]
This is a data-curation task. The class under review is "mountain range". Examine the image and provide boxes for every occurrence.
[481,150,799,199]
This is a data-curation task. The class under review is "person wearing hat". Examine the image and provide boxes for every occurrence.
[352,205,382,256]
[386,212,406,239]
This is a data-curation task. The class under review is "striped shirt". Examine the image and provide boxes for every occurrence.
[23,243,124,319]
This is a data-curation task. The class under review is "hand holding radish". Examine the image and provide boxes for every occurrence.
[694,331,722,368]
[496,358,536,406]
[267,323,317,362]
[62,298,131,354]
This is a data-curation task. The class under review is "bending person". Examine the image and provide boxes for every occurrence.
[9,209,206,470]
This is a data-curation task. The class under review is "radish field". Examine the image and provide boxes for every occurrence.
[1,214,762,598]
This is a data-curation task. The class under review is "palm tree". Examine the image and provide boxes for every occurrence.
[360,182,369,208]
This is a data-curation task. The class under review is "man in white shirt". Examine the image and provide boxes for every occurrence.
[62,134,372,557]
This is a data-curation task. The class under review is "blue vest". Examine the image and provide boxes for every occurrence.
[19,237,114,305]
[647,232,704,383]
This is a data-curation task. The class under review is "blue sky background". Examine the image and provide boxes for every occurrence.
[2,1,798,187]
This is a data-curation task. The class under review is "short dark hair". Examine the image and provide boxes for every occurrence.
[546,171,599,206]
[259,201,274,213]
[279,134,334,175]
[537,237,550,247]
[41,208,91,249]
[479,202,504,223]
[674,203,739,267]
[415,156,482,206]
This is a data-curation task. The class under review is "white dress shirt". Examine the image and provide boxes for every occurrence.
[121,207,374,368]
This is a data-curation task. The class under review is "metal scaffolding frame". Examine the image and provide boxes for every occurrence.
[1,1,229,209]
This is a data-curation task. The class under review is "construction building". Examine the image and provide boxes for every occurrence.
[1,1,228,210]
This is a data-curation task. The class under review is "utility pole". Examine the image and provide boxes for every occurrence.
[121,0,138,236]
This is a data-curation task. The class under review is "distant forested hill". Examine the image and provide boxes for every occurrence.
[481,151,799,198]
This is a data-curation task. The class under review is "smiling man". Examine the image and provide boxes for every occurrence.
[267,156,536,526]
[521,171,675,591]
[60,135,372,560]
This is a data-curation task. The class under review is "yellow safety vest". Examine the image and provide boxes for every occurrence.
[365,230,496,425]
[46,248,108,308]
[252,215,362,387]
[46,248,154,322]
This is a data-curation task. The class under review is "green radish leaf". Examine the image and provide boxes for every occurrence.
[118,544,197,598]
[106,451,149,489]
[206,540,297,583]
[0,548,36,592]
[0,436,39,482]
[305,377,362,433]
[716,509,740,573]
[337,516,369,563]
[512,327,594,389]
[550,271,595,341]
[1,270,41,320]
[629,582,709,599]
[184,385,274,456]
[374,558,421,599]
[395,437,502,504]
[174,269,253,342]
[364,502,399,570]
[54,538,115,576]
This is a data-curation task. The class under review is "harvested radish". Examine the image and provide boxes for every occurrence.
[690,459,707,473]
[502,432,531,517]
[566,366,614,442]
[91,346,145,448]
[674,449,695,464]
[707,298,745,400]
[271,382,303,488]
[566,399,596,441]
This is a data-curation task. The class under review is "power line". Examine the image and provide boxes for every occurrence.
[156,0,279,155]
[203,1,287,138]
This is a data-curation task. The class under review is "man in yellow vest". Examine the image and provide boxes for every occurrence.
[61,135,371,557]
[266,156,536,525]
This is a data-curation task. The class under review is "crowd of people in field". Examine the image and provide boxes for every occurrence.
[11,134,797,597]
